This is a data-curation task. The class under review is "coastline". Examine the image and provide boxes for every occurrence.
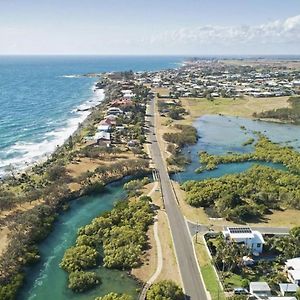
[0,82,105,179]
[0,71,153,299]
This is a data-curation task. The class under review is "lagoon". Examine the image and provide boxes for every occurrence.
[172,115,300,182]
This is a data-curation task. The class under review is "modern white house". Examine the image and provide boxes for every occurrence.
[222,227,265,254]
[249,281,271,298]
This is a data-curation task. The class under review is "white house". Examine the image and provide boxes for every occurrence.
[94,132,111,147]
[285,257,300,285]
[287,270,300,285]
[285,258,300,271]
[97,124,111,132]
[222,227,265,254]
[249,281,271,298]
[121,89,135,99]
[107,107,123,116]
[279,283,299,296]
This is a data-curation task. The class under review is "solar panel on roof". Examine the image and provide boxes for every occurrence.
[228,227,252,234]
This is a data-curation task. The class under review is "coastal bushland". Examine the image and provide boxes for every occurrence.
[146,280,185,300]
[163,124,198,169]
[95,293,132,300]
[253,97,300,123]
[60,195,154,292]
[184,135,300,222]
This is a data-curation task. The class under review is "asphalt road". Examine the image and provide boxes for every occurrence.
[146,98,208,300]
[186,220,290,236]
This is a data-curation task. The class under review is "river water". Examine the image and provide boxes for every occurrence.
[18,180,139,300]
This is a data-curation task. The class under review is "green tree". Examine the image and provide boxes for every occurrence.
[95,293,132,300]
[60,245,99,272]
[146,280,184,300]
[0,274,24,300]
[68,271,101,292]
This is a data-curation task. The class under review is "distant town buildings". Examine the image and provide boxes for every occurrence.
[135,59,300,99]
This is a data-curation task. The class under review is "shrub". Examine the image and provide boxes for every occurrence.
[82,181,105,195]
[46,164,67,181]
[146,280,184,300]
[95,292,132,300]
[68,271,101,292]
[60,245,99,272]
[0,273,24,300]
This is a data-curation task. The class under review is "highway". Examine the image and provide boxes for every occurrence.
[146,97,208,300]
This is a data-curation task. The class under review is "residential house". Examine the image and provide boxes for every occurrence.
[279,283,299,296]
[97,124,111,132]
[103,115,118,124]
[100,118,116,126]
[222,227,265,254]
[249,282,271,298]
[287,270,300,285]
[285,258,300,285]
[121,89,135,100]
[107,107,123,116]
[94,132,111,147]
[110,99,133,108]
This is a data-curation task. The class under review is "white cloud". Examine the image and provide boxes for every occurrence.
[144,15,300,53]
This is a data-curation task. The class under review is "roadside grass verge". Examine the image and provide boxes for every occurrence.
[194,235,225,300]
[201,264,225,300]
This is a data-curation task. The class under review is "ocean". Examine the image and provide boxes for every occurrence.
[0,55,185,176]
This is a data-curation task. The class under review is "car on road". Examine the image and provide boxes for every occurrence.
[233,288,249,295]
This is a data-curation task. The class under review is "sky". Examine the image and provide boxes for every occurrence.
[0,0,300,55]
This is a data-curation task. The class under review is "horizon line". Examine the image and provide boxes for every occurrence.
[1,53,300,57]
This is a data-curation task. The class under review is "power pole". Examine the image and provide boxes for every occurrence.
[195,221,199,243]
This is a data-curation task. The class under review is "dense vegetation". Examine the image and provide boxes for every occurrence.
[60,245,99,272]
[158,99,186,120]
[198,135,300,174]
[0,158,149,298]
[60,196,154,292]
[0,204,58,298]
[163,124,198,148]
[68,271,101,292]
[254,97,300,124]
[185,134,300,221]
[95,293,132,300]
[146,280,184,300]
[123,177,150,197]
[184,165,300,222]
[267,226,300,260]
[0,274,24,300]
[163,124,197,169]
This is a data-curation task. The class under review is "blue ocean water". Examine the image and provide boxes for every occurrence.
[0,55,184,175]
